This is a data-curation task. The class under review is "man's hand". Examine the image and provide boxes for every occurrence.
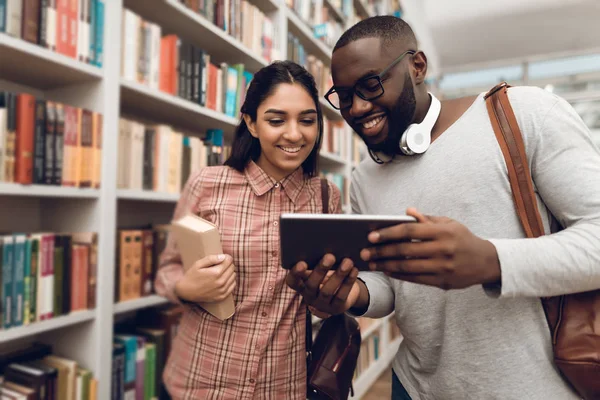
[360,208,501,290]
[285,254,364,316]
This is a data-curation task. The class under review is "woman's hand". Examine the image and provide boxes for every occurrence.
[174,254,236,304]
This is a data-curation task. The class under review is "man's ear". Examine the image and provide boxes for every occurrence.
[412,51,428,85]
[243,114,258,138]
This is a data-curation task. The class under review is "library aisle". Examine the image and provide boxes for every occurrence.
[4,0,597,399]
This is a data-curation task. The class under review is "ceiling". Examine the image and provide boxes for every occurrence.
[407,0,600,75]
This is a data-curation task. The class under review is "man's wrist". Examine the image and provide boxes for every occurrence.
[348,278,370,316]
[482,240,502,285]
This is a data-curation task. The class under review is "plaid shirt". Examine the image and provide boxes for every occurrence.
[155,161,341,400]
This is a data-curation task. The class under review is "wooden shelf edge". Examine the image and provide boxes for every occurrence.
[0,33,103,78]
[0,183,100,198]
[0,310,96,344]
[117,189,180,203]
[114,295,169,314]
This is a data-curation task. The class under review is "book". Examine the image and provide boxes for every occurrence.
[169,213,235,321]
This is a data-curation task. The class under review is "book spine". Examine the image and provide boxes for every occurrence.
[0,0,6,32]
[33,99,46,184]
[5,0,22,38]
[2,236,14,328]
[44,101,56,185]
[87,234,97,308]
[94,0,103,67]
[52,235,64,316]
[53,103,64,185]
[23,237,32,325]
[15,93,35,184]
[47,0,56,51]
[62,235,71,313]
[29,238,38,321]
[38,0,48,46]
[11,234,25,327]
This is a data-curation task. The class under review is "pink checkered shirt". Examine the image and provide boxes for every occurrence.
[155,161,342,400]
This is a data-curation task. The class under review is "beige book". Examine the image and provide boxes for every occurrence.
[170,214,235,320]
[42,354,78,400]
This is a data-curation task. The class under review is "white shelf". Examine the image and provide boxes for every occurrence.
[351,336,403,399]
[0,183,100,199]
[320,98,343,120]
[323,0,347,24]
[0,33,103,89]
[286,8,333,64]
[0,310,96,344]
[361,319,383,338]
[120,78,239,138]
[123,0,269,73]
[114,295,169,314]
[117,189,180,203]
[320,151,347,166]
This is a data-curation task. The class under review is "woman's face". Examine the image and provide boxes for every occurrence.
[245,83,319,181]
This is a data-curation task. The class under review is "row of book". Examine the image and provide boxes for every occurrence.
[287,33,334,101]
[114,226,169,303]
[313,3,345,49]
[0,232,97,329]
[353,330,381,381]
[0,91,103,187]
[121,8,254,119]
[0,0,105,67]
[0,342,97,400]
[178,0,276,62]
[113,304,184,400]
[117,118,229,193]
[322,118,349,158]
[352,134,367,165]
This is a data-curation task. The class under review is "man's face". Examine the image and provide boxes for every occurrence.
[331,37,417,156]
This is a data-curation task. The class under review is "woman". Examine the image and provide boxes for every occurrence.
[155,60,342,399]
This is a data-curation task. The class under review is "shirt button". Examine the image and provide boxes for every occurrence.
[271,250,277,257]
[268,285,273,290]
[249,378,255,384]
[273,221,278,227]
[274,182,280,188]
[262,312,267,317]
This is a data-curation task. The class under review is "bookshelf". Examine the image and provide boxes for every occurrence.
[0,0,409,398]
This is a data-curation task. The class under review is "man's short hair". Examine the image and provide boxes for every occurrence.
[333,15,417,53]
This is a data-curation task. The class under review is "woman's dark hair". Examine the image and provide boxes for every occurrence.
[224,60,323,177]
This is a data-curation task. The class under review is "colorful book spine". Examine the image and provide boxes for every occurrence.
[2,235,14,328]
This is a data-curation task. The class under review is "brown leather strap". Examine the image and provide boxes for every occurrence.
[484,83,545,238]
[320,178,329,214]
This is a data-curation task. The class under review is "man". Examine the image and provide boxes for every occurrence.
[285,15,600,400]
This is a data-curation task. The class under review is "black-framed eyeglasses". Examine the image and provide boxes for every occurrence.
[324,50,416,110]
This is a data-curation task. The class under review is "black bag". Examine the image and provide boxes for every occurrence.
[305,179,362,400]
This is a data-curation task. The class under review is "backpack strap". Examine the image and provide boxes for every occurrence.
[484,82,562,335]
[484,82,545,238]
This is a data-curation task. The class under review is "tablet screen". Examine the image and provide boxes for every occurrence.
[279,213,417,271]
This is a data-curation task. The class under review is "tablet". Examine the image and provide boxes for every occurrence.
[279,213,417,271]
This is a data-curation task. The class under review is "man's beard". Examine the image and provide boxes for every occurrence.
[364,73,416,157]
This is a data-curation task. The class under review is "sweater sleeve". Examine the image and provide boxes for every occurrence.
[154,170,204,304]
[488,94,600,298]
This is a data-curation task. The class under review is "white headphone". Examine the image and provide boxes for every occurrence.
[369,92,441,163]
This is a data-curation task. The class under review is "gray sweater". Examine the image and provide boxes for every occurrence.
[350,86,600,400]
